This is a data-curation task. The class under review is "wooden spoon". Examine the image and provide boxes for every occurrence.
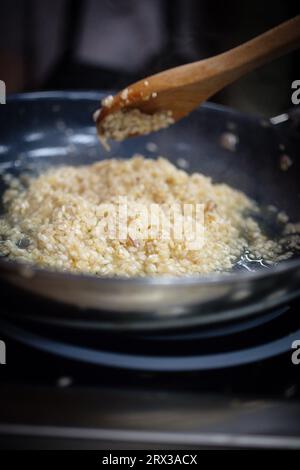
[95,16,300,139]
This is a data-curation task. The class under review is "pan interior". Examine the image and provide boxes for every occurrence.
[0,92,299,278]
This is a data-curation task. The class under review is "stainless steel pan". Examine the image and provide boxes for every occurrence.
[0,91,299,330]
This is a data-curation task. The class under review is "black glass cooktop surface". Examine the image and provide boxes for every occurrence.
[0,284,300,449]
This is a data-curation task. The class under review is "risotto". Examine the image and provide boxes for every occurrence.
[96,109,174,150]
[0,155,291,277]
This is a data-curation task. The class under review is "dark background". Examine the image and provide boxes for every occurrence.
[0,0,299,116]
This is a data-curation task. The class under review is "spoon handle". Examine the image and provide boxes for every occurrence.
[209,15,300,80]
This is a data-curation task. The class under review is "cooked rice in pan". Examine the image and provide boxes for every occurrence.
[0,155,295,277]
